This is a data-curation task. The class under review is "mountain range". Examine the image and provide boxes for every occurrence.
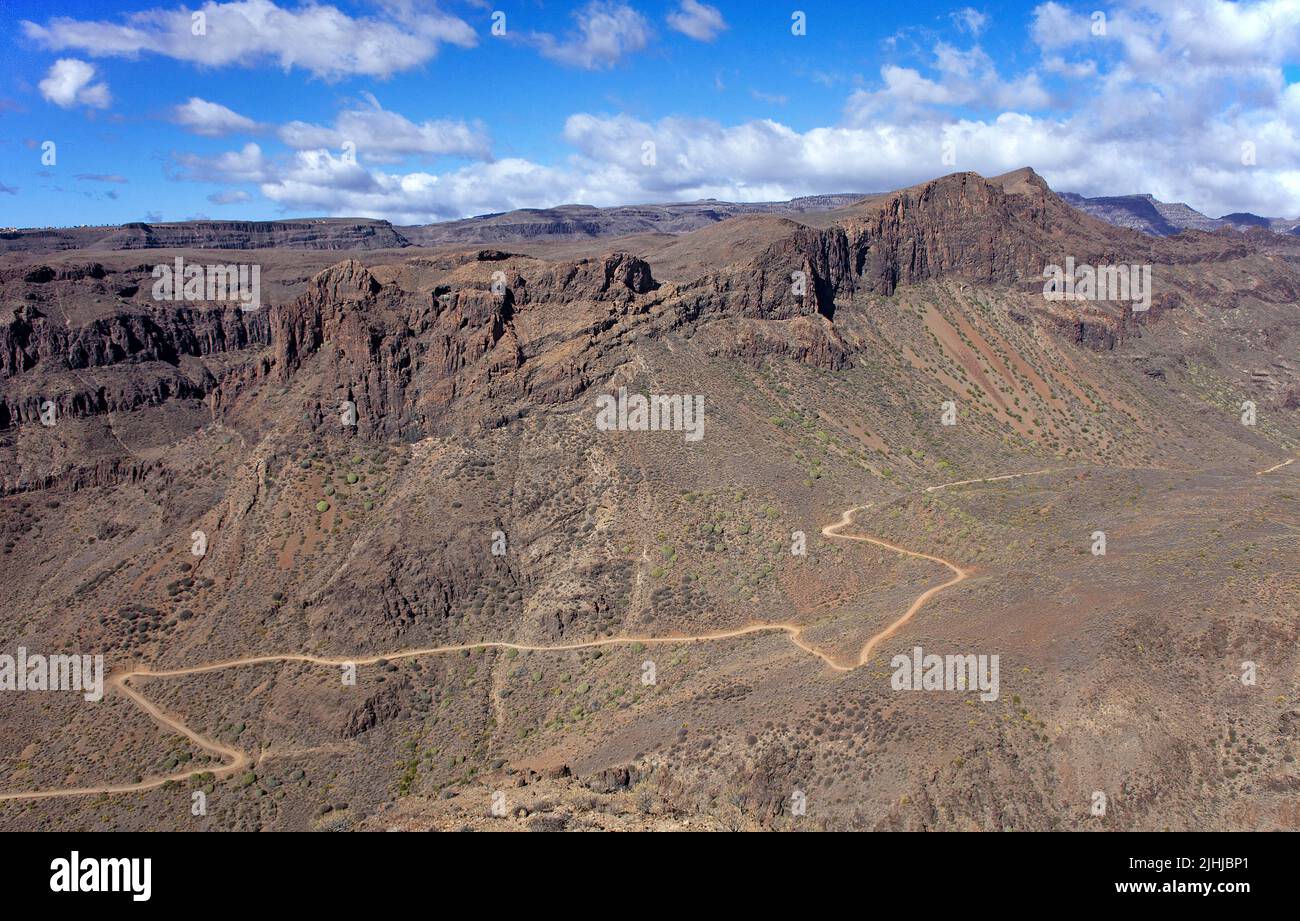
[1,166,1295,832]
[4,178,1297,254]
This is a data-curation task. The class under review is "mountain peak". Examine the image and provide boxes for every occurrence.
[989,167,1050,195]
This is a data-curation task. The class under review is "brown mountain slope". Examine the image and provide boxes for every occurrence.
[1,169,1296,832]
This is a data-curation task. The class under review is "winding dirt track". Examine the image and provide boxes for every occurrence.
[1258,458,1295,475]
[4,461,1288,804]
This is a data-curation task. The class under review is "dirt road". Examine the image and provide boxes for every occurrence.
[6,463,1256,804]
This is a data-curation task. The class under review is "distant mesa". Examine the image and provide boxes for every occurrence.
[0,218,410,254]
[1061,192,1296,237]
[1,197,871,255]
[1217,212,1271,229]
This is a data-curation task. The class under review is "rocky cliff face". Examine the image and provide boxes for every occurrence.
[3,169,1296,445]
[270,252,660,437]
[667,172,1061,331]
[0,300,269,428]
[1,303,269,379]
[845,172,1055,294]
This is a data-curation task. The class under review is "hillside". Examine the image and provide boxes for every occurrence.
[1,168,1297,832]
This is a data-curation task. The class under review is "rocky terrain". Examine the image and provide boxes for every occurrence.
[0,168,1296,832]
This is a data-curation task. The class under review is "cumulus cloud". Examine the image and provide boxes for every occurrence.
[667,0,727,42]
[170,97,1300,224]
[171,97,262,136]
[22,0,476,80]
[526,1,651,69]
[1029,1,1098,50]
[258,155,577,223]
[847,44,1053,119]
[951,7,989,36]
[166,0,1300,222]
[208,189,251,205]
[38,58,111,109]
[277,93,490,162]
[1042,55,1097,78]
[1033,0,1300,70]
[172,142,272,183]
[568,107,1300,217]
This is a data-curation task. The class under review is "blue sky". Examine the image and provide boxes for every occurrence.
[2,0,1298,227]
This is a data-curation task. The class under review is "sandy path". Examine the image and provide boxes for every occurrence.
[1257,458,1295,475]
[0,495,982,803]
[4,461,1276,804]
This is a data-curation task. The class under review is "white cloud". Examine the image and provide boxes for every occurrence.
[1029,2,1098,50]
[76,82,112,109]
[172,142,271,183]
[875,66,954,106]
[170,100,1300,222]
[951,7,989,37]
[1114,0,1300,70]
[527,2,651,70]
[559,108,1300,217]
[1042,55,1097,78]
[261,153,576,224]
[172,97,261,136]
[164,1,1300,222]
[847,44,1053,118]
[38,58,111,109]
[277,93,491,162]
[22,0,477,80]
[208,189,251,205]
[667,0,727,42]
[1032,0,1300,72]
